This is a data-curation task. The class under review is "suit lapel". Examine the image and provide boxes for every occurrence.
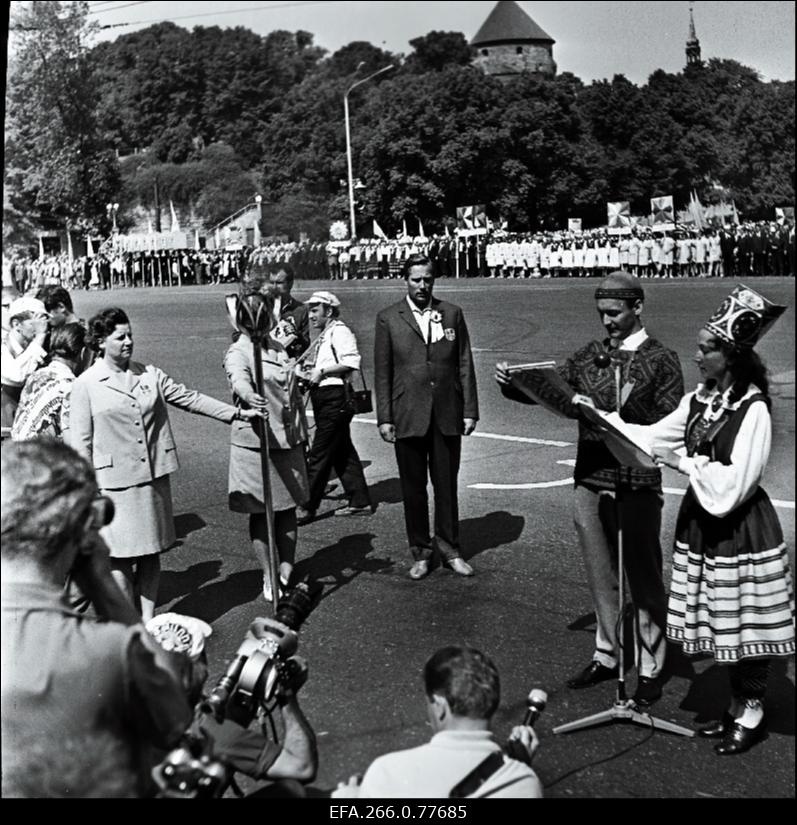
[398,301,425,342]
[93,360,141,397]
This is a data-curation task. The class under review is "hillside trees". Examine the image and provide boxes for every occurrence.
[5,1,120,245]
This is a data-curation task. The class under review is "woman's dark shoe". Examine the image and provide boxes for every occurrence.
[697,712,735,739]
[714,718,767,756]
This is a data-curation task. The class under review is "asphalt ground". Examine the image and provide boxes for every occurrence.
[73,277,795,799]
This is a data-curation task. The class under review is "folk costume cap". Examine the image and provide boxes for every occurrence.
[705,285,787,349]
[594,271,645,302]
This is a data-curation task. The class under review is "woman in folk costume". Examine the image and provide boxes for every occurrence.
[623,286,794,755]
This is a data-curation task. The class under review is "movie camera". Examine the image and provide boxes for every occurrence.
[151,581,321,798]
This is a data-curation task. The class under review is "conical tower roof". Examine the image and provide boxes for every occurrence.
[471,1,554,46]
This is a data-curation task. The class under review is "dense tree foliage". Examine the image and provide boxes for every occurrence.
[5,7,793,245]
[4,1,120,245]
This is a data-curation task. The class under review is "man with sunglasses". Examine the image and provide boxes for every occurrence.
[1,440,196,796]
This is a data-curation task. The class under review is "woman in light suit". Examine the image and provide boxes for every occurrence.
[69,307,262,621]
[224,290,310,602]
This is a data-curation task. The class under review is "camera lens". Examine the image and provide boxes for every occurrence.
[274,581,321,631]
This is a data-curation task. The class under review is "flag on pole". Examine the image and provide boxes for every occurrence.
[418,217,426,240]
[87,237,95,258]
[402,218,409,239]
[689,190,705,230]
[194,229,201,251]
[444,224,451,238]
[170,200,180,233]
[215,227,222,250]
[38,235,45,260]
[66,227,74,261]
[373,220,387,240]
[775,207,794,226]
[253,220,261,248]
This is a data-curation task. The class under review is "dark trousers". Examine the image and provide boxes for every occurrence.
[394,421,462,561]
[306,386,370,512]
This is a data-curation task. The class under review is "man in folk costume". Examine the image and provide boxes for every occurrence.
[496,272,684,706]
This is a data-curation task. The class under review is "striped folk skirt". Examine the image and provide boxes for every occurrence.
[667,487,795,663]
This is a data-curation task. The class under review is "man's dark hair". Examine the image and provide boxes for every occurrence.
[87,307,129,352]
[270,263,295,285]
[424,646,500,720]
[402,254,434,280]
[1,440,97,564]
[49,323,86,362]
[36,285,74,314]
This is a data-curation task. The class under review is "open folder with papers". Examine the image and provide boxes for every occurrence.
[506,362,657,471]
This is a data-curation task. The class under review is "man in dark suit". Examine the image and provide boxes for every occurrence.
[374,254,479,580]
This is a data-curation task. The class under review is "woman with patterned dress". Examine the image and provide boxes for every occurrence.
[11,324,86,442]
[623,286,794,755]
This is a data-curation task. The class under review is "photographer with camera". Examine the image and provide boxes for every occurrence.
[152,584,320,798]
[332,646,543,799]
[1,440,197,797]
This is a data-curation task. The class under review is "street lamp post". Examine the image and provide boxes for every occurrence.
[106,202,119,233]
[344,64,394,241]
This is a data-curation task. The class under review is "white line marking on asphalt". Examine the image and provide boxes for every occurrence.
[470,480,795,510]
[344,415,793,509]
[347,417,573,448]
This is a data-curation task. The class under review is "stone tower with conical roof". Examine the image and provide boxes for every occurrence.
[686,1,702,67]
[471,0,556,82]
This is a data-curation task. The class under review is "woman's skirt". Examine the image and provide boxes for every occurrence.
[667,487,796,663]
[229,443,309,513]
[100,475,176,559]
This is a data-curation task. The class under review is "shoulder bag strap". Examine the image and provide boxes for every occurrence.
[329,329,369,392]
[448,750,506,799]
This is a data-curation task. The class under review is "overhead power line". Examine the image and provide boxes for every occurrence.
[95,1,330,30]
[87,1,149,15]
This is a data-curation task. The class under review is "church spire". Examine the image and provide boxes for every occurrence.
[686,1,702,67]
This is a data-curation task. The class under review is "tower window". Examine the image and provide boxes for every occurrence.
[516,46,523,54]
[481,49,489,56]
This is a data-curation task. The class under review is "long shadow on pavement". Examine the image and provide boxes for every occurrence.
[161,567,261,623]
[459,510,525,562]
[293,531,394,600]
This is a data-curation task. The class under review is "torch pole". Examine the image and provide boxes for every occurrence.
[250,329,281,614]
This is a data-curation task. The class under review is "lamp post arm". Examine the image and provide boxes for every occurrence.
[343,64,394,240]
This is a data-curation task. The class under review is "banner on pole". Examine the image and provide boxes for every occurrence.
[568,218,582,233]
[775,206,794,225]
[456,204,488,236]
[607,201,631,230]
[373,220,387,240]
[651,196,675,229]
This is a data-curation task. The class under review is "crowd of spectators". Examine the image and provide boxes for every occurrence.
[4,220,794,294]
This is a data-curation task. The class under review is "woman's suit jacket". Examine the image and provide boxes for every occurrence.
[224,337,308,451]
[69,359,236,489]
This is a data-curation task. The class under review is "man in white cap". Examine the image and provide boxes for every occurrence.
[296,291,372,522]
[1,296,50,435]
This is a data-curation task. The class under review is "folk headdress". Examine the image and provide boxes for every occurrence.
[594,271,644,302]
[705,285,787,349]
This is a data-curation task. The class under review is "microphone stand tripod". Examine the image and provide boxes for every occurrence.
[553,356,693,739]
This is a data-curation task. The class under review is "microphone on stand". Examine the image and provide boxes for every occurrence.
[523,688,548,727]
